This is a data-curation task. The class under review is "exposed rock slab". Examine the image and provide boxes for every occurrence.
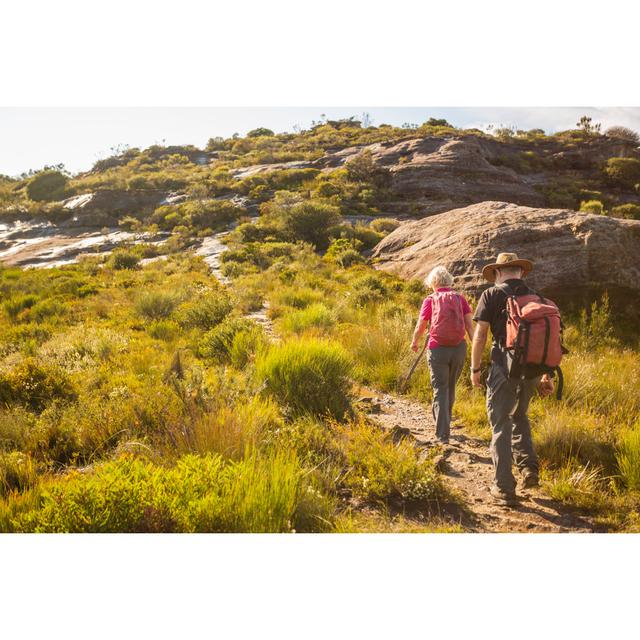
[60,189,169,226]
[371,201,640,304]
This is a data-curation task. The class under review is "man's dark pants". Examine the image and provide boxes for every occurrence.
[485,350,540,492]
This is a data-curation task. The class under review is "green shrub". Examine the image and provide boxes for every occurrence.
[108,250,140,270]
[279,303,335,334]
[0,452,38,497]
[370,218,400,234]
[345,150,391,188]
[26,170,68,202]
[610,203,640,220]
[199,316,255,361]
[30,298,65,322]
[353,224,384,249]
[3,294,38,321]
[280,200,341,250]
[177,292,232,330]
[0,359,76,411]
[11,452,333,533]
[604,157,640,189]
[135,290,178,320]
[256,338,353,419]
[325,238,364,268]
[579,199,605,215]
[147,319,180,341]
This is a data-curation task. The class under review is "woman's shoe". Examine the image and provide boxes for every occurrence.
[490,485,517,506]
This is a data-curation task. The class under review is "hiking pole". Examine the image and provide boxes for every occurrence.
[398,335,428,394]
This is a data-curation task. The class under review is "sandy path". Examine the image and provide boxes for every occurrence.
[364,392,596,532]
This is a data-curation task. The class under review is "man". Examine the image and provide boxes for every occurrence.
[470,253,553,505]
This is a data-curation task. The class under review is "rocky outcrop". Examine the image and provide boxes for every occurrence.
[60,189,169,226]
[371,201,640,305]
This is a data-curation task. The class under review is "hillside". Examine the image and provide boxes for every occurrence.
[0,118,639,532]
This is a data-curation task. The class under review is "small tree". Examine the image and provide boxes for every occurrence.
[424,117,452,128]
[576,115,601,136]
[26,169,68,202]
[247,127,274,138]
[345,151,392,189]
[604,126,640,145]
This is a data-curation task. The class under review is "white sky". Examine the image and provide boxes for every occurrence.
[1,107,639,177]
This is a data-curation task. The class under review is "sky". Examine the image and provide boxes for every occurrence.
[1,107,639,177]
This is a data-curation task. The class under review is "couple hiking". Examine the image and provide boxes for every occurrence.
[411,253,562,506]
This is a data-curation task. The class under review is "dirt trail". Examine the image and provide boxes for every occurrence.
[206,233,594,532]
[362,391,596,532]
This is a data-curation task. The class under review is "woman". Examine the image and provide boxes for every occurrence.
[410,266,474,444]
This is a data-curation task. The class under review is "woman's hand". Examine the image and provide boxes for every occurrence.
[410,340,421,353]
[470,370,483,388]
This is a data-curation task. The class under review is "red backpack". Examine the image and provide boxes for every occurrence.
[429,291,466,346]
[499,283,568,398]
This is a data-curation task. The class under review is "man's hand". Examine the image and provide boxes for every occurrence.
[410,341,421,353]
[537,373,555,398]
[471,370,483,388]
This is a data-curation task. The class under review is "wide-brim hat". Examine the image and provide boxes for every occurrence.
[482,252,533,282]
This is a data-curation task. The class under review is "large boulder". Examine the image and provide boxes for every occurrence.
[371,201,640,308]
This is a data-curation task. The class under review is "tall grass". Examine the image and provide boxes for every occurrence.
[278,303,335,334]
[333,418,444,502]
[617,421,640,492]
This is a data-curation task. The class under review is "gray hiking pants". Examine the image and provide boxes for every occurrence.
[486,356,540,492]
[427,341,467,442]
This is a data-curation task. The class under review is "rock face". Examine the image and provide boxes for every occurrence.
[372,201,640,305]
[59,189,170,226]
[227,134,639,217]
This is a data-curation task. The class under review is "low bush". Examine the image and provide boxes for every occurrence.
[325,238,364,268]
[147,320,180,341]
[604,157,640,190]
[198,316,256,362]
[26,170,68,202]
[3,294,38,321]
[0,359,76,412]
[177,291,232,330]
[610,203,640,220]
[370,218,400,234]
[10,451,333,533]
[135,290,178,320]
[256,337,353,419]
[279,200,341,250]
[579,199,605,215]
[108,250,140,270]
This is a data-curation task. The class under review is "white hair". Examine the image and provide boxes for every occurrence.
[425,265,454,289]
